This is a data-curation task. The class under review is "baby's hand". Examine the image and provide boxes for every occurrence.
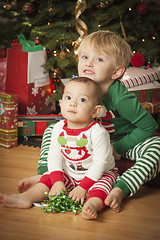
[49,181,66,197]
[69,186,87,205]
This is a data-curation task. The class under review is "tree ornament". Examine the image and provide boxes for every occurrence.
[147,62,152,68]
[23,1,38,17]
[4,3,11,10]
[131,52,145,67]
[48,0,53,12]
[75,0,88,52]
[11,0,17,7]
[49,78,55,94]
[119,11,126,40]
[34,37,40,45]
[60,50,66,59]
[48,7,53,12]
[136,2,149,16]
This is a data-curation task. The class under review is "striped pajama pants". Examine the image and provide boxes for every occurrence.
[116,136,160,196]
[39,168,118,205]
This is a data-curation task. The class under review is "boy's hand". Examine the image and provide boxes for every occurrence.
[112,144,121,160]
[49,181,66,197]
[69,186,87,205]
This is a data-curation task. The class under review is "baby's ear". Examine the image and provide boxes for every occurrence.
[111,66,125,80]
[92,105,102,118]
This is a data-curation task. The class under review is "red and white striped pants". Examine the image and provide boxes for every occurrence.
[39,168,118,206]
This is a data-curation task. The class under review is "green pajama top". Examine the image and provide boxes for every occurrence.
[101,80,158,154]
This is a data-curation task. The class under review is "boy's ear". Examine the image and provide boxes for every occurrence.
[92,105,102,118]
[111,66,125,80]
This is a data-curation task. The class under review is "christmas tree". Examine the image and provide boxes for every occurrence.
[0,0,160,79]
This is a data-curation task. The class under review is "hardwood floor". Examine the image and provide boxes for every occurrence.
[0,144,160,240]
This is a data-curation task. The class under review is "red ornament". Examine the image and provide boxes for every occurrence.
[131,53,145,67]
[23,1,38,17]
[0,48,7,58]
[136,2,149,16]
[34,37,40,45]
[147,62,152,68]
[50,78,55,94]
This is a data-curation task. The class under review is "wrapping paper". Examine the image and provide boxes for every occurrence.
[121,67,160,88]
[0,92,18,148]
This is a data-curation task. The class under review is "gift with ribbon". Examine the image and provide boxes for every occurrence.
[5,34,55,115]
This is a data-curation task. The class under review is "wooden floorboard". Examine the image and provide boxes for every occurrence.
[0,145,160,240]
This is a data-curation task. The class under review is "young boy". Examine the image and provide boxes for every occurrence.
[17,30,160,212]
[77,30,160,212]
[0,77,118,220]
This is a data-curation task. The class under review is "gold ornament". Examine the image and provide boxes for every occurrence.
[4,3,11,10]
[75,0,88,51]
[48,7,53,12]
[119,11,126,40]
[48,0,53,12]
[59,50,66,59]
[11,0,17,7]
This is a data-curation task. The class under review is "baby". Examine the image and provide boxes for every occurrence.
[0,77,118,220]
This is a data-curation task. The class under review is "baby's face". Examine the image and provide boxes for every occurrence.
[59,81,98,128]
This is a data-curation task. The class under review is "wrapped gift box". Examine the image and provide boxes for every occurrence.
[5,40,55,115]
[121,67,160,88]
[128,80,160,115]
[18,114,64,137]
[0,57,7,92]
[140,102,160,115]
[0,92,18,148]
[130,87,159,103]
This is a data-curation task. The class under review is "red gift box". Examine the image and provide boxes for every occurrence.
[5,44,55,115]
[0,92,18,148]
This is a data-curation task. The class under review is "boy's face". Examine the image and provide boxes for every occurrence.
[59,81,100,128]
[78,44,116,85]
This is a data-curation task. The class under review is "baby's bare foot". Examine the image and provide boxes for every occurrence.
[105,187,123,213]
[81,197,103,220]
[17,175,42,193]
[0,192,33,209]
[81,203,97,220]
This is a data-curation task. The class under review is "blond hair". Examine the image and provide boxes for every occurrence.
[77,30,132,69]
[68,77,103,104]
